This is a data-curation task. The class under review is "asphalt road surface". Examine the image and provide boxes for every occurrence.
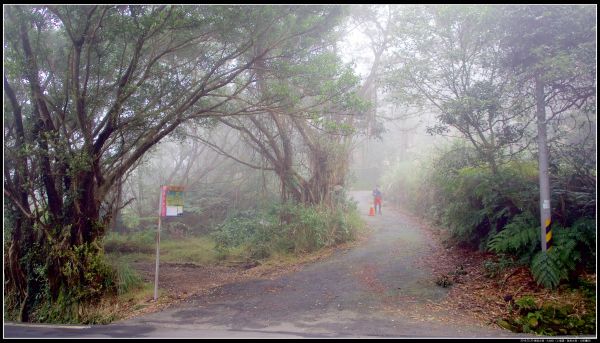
[5,191,523,338]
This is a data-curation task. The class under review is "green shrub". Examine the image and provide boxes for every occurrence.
[21,240,117,324]
[282,204,331,252]
[380,159,425,211]
[384,140,595,290]
[212,201,363,261]
[383,141,539,250]
[528,218,595,289]
[429,162,538,249]
[211,209,277,259]
[488,212,539,262]
[120,210,140,230]
[515,296,538,313]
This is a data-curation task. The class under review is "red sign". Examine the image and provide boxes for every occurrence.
[160,185,168,217]
[159,185,184,217]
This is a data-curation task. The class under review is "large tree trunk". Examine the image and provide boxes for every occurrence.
[4,76,36,321]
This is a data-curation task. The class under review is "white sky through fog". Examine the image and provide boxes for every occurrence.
[336,5,450,164]
[338,15,373,80]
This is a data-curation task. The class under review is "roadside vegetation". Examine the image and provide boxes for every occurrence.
[104,197,363,269]
[381,140,595,335]
[54,196,365,324]
[213,200,364,261]
[372,4,595,336]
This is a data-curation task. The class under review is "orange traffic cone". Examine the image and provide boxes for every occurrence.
[369,207,375,216]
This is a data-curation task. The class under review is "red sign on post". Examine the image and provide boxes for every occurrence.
[155,185,185,301]
[159,185,184,217]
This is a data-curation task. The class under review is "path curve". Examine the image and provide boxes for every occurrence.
[5,191,522,338]
[118,191,517,338]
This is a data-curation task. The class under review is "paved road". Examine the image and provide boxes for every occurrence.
[5,191,521,338]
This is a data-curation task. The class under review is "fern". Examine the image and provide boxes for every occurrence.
[487,212,538,254]
[557,218,596,262]
[487,210,594,290]
[531,250,567,289]
[555,238,581,271]
[530,235,581,289]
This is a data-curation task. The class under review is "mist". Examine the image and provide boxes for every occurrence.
[4,5,595,330]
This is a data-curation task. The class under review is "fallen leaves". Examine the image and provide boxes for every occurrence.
[355,263,387,293]
[399,209,596,330]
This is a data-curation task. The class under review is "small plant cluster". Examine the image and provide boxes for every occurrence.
[500,291,596,335]
[110,262,144,296]
[483,254,520,278]
[435,265,468,288]
[435,274,453,288]
[4,239,120,324]
[489,217,595,289]
[33,259,145,325]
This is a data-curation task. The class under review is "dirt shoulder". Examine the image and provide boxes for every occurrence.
[391,205,596,332]
[119,231,371,321]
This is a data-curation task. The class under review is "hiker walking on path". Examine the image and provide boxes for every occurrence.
[372,185,383,215]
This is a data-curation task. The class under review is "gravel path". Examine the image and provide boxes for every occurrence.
[117,191,519,338]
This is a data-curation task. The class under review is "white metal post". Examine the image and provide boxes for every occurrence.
[535,76,552,252]
[154,186,163,301]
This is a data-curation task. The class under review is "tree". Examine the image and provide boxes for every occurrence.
[195,47,362,206]
[3,4,349,321]
[348,5,396,139]
[496,5,596,255]
[188,7,363,207]
[385,5,534,174]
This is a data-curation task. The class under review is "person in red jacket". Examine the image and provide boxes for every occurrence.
[372,185,383,215]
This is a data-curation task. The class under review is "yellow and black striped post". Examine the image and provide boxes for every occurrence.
[545,218,552,251]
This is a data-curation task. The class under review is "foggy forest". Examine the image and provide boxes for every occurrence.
[3,4,596,338]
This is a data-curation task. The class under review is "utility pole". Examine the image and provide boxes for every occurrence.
[535,74,552,252]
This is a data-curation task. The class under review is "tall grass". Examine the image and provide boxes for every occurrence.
[160,236,217,264]
[104,231,218,265]
[103,231,155,254]
[111,261,144,295]
[212,200,365,261]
